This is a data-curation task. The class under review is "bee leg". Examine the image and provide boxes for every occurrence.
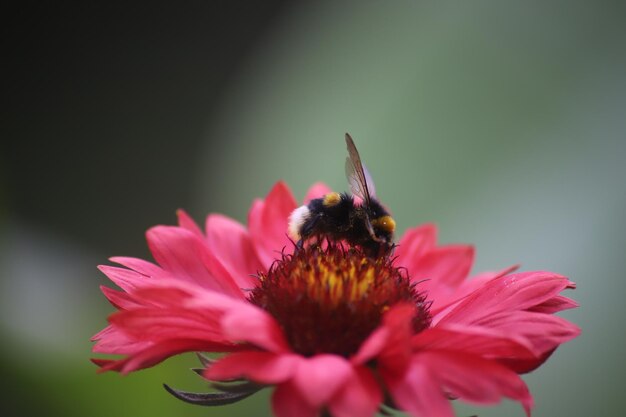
[295,239,304,251]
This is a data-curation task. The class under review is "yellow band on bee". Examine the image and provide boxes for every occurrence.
[323,192,342,207]
[372,215,396,233]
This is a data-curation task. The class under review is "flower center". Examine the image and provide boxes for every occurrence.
[248,245,431,357]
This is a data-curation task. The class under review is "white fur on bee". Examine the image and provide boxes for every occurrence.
[288,205,311,241]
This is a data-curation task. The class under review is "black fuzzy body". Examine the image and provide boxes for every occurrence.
[298,193,393,257]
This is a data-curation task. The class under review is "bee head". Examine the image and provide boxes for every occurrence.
[367,200,395,243]
[366,214,395,257]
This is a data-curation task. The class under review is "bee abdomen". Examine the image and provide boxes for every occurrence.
[288,205,311,241]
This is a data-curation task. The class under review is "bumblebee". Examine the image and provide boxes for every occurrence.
[288,133,396,257]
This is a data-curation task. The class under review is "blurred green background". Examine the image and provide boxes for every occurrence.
[3,1,625,416]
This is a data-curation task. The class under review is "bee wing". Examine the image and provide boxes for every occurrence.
[345,159,377,202]
[345,156,366,201]
[344,133,375,205]
[362,163,377,198]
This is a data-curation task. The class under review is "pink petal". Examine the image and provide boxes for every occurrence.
[110,256,166,279]
[412,324,536,359]
[417,351,533,416]
[464,264,520,290]
[91,325,153,354]
[430,265,520,319]
[205,213,262,288]
[120,281,289,352]
[205,351,299,384]
[95,279,293,370]
[473,310,581,355]
[91,358,114,368]
[353,303,415,369]
[498,348,556,374]
[91,323,116,342]
[303,182,332,204]
[98,339,231,374]
[109,308,228,343]
[376,304,416,374]
[351,326,389,365]
[248,181,298,269]
[151,281,253,310]
[394,223,438,265]
[176,209,204,238]
[384,358,454,417]
[146,226,243,298]
[272,381,318,417]
[108,308,225,343]
[98,265,146,292]
[135,280,239,309]
[95,283,251,368]
[221,305,290,353]
[435,265,520,310]
[328,366,382,417]
[528,295,579,314]
[292,355,353,407]
[410,245,475,303]
[100,285,142,310]
[438,271,574,326]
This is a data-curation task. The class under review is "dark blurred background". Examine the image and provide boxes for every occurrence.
[2,1,625,417]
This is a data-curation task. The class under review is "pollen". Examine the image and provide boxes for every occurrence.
[372,215,396,233]
[249,244,431,357]
[322,192,342,207]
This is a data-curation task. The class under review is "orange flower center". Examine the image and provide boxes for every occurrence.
[248,245,431,357]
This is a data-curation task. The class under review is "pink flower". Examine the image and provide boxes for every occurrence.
[92,181,580,417]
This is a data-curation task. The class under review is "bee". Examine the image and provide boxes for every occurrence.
[288,133,396,257]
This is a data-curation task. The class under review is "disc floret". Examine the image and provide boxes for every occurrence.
[249,244,431,357]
